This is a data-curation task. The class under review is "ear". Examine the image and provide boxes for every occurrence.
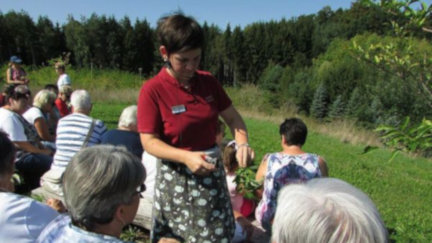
[114,205,126,226]
[159,45,168,60]
[281,135,286,145]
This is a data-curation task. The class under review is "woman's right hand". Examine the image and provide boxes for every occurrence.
[183,152,216,175]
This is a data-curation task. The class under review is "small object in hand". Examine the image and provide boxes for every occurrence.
[201,155,217,165]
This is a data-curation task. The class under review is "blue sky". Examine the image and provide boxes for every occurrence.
[1,0,358,29]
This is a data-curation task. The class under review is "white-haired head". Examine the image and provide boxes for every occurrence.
[118,105,137,131]
[70,90,92,114]
[33,89,56,109]
[272,178,388,243]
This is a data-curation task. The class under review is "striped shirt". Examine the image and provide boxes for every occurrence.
[52,113,106,170]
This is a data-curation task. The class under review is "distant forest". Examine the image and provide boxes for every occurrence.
[1,1,432,126]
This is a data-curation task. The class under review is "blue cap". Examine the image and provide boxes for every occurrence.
[10,56,22,64]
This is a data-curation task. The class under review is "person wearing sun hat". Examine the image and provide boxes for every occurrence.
[6,56,29,85]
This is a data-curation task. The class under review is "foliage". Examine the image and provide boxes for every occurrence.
[377,117,432,157]
[354,0,432,155]
[234,164,261,200]
[328,95,345,120]
[309,83,329,119]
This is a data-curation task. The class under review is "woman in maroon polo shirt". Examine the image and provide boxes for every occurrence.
[137,13,254,243]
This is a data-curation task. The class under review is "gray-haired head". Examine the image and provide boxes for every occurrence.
[33,89,56,109]
[62,145,146,230]
[118,105,137,130]
[70,89,91,113]
[272,178,388,243]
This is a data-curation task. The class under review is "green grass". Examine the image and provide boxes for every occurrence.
[92,105,432,242]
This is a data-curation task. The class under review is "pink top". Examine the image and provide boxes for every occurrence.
[226,172,244,212]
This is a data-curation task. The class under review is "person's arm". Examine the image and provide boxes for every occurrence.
[6,68,26,84]
[14,141,52,156]
[220,105,255,167]
[140,133,215,175]
[34,117,55,142]
[318,156,329,177]
[255,155,268,199]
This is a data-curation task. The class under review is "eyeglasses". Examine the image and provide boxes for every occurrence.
[136,184,146,198]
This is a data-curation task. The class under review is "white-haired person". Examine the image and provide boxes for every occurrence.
[0,84,53,192]
[0,131,59,242]
[272,178,388,243]
[37,145,146,242]
[23,89,57,149]
[255,118,329,232]
[40,89,107,199]
[101,105,143,158]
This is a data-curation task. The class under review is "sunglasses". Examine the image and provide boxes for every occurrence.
[136,184,146,198]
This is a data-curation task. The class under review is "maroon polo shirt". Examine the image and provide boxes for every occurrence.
[137,67,232,151]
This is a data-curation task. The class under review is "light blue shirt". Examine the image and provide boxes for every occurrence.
[37,215,129,243]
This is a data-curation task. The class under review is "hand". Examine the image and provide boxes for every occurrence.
[236,145,255,167]
[158,238,181,243]
[183,152,216,175]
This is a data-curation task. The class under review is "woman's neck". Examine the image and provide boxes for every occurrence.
[281,145,305,155]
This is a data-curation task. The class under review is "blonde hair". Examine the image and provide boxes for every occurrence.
[59,85,73,95]
[33,89,56,109]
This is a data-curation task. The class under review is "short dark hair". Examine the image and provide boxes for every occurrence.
[279,118,308,146]
[0,131,15,176]
[157,13,204,54]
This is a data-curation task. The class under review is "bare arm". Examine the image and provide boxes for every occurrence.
[140,133,215,175]
[318,156,329,177]
[255,155,268,199]
[34,117,55,142]
[220,105,255,167]
[14,141,52,156]
[6,68,28,84]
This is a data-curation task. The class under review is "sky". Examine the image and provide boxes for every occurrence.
[0,0,358,29]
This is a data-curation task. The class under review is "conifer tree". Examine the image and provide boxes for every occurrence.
[310,83,329,119]
[328,95,345,120]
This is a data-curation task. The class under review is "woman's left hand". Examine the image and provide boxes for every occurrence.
[235,144,255,168]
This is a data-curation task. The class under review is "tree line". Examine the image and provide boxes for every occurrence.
[1,0,432,129]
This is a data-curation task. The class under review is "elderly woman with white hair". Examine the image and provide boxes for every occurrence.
[272,178,388,243]
[101,105,143,158]
[37,145,146,242]
[23,89,57,147]
[40,89,107,198]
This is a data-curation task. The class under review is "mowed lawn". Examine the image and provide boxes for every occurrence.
[92,103,432,242]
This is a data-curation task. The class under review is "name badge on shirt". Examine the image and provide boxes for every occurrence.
[171,104,186,114]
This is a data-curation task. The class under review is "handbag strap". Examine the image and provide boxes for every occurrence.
[82,119,96,148]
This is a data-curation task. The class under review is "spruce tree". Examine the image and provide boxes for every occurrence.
[328,95,345,120]
[310,83,329,119]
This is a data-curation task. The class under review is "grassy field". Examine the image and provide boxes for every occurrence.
[92,103,432,242]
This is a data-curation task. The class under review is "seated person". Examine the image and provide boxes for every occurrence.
[41,89,107,198]
[23,89,57,149]
[223,140,255,242]
[135,150,159,230]
[37,145,146,242]
[0,84,53,192]
[6,56,29,85]
[255,118,328,231]
[43,84,61,135]
[272,178,388,243]
[55,85,72,117]
[0,131,58,242]
[101,105,143,158]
